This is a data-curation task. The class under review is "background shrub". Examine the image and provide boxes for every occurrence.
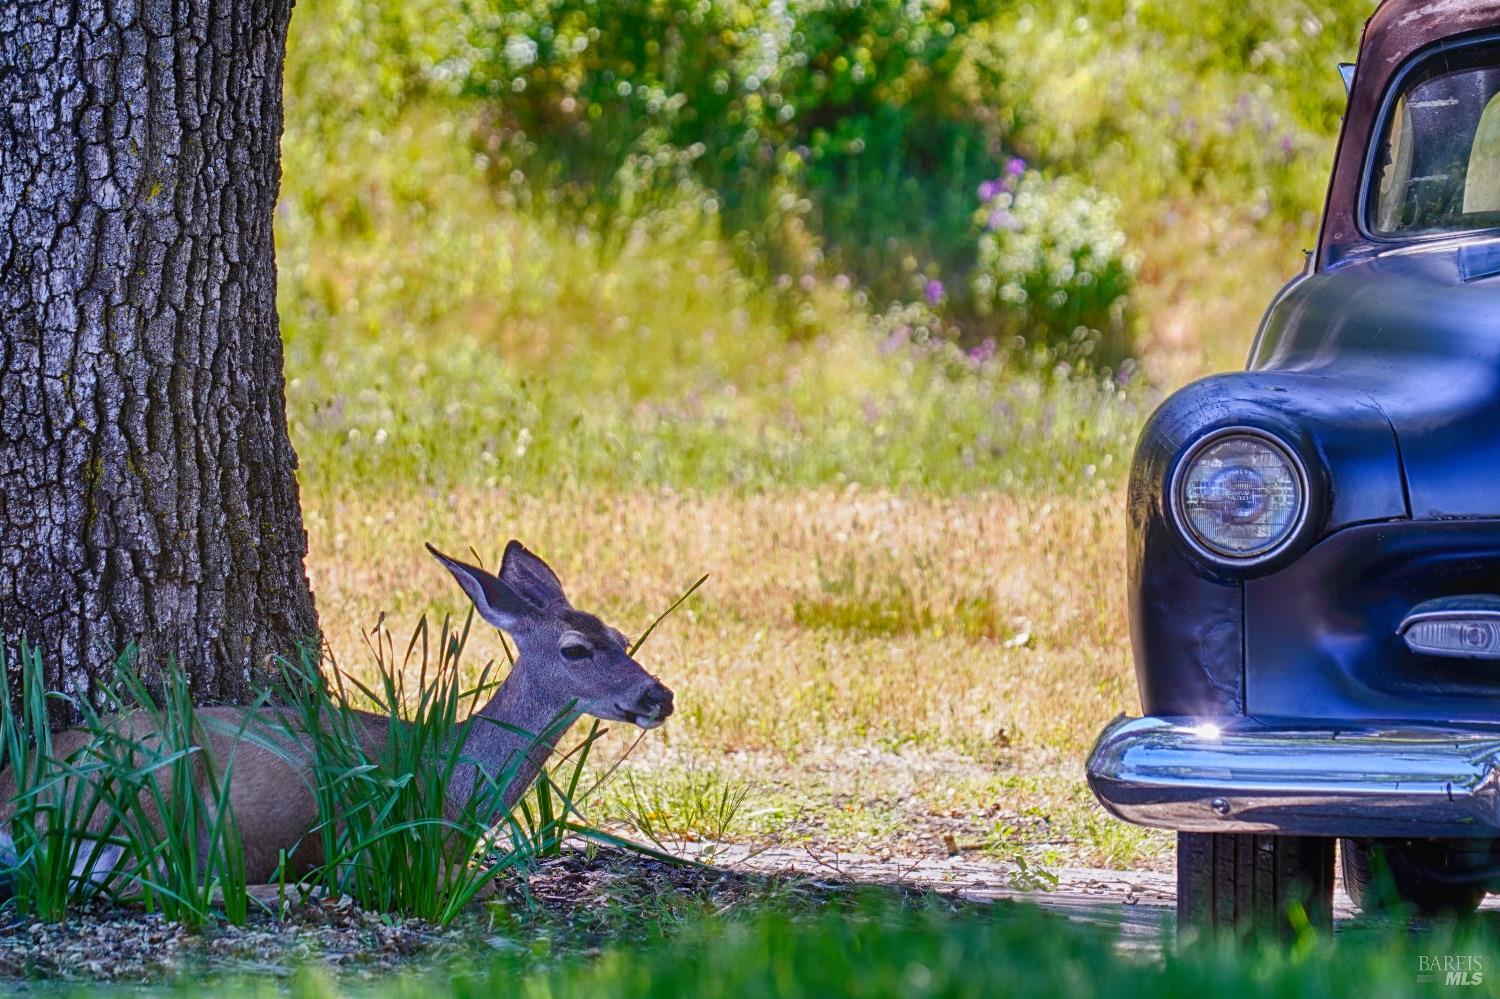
[465,0,1131,357]
[971,167,1134,361]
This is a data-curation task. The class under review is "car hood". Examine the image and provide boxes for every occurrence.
[1251,239,1500,519]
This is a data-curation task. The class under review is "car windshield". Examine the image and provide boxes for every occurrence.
[1370,45,1500,236]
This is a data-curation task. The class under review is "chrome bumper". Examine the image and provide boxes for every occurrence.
[1086,715,1500,837]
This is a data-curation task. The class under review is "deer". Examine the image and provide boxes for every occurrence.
[0,540,675,888]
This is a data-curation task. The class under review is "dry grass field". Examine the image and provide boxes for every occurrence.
[304,484,1168,872]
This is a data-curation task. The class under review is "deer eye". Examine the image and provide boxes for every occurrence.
[561,643,593,661]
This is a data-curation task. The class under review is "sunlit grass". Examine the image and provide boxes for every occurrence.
[276,105,1148,498]
[301,485,1142,869]
[603,765,754,861]
[307,487,1130,757]
[277,33,1151,498]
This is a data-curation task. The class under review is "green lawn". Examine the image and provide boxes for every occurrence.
[47,895,1500,998]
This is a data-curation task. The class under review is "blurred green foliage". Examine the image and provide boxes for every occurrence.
[972,167,1134,359]
[992,0,1368,223]
[276,0,1375,496]
[468,0,1133,349]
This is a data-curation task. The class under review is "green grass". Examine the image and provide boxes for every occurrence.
[84,656,255,929]
[0,642,125,921]
[265,617,571,925]
[0,644,253,930]
[604,764,753,860]
[40,893,1500,997]
[1066,801,1167,871]
[273,0,1166,499]
[398,902,1500,998]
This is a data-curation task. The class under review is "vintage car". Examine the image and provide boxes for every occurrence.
[1087,0,1500,932]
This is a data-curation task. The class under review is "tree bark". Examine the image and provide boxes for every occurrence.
[0,0,318,710]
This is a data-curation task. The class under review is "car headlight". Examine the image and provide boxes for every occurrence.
[1172,430,1307,561]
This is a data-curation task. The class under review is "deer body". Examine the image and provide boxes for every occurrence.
[0,541,674,887]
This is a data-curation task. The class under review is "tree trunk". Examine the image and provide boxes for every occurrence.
[0,0,318,710]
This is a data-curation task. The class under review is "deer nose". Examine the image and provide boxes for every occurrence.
[641,683,674,719]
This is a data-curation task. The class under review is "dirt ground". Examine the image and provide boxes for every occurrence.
[0,848,1174,984]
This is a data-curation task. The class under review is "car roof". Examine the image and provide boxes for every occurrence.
[1317,0,1500,268]
[1364,0,1500,78]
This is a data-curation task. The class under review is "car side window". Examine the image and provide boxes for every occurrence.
[1375,96,1414,233]
[1368,45,1500,236]
[1465,90,1500,214]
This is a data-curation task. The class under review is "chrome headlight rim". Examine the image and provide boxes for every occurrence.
[1169,426,1311,567]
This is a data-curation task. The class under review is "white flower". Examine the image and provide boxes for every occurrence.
[503,35,538,69]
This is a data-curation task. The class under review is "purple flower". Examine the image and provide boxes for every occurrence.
[1005,156,1027,177]
[924,279,945,305]
[978,179,1003,202]
[881,325,911,354]
[987,209,1019,232]
[967,338,997,366]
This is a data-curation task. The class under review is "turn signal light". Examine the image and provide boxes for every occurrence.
[1400,597,1500,660]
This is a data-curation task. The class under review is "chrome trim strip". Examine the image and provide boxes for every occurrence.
[1402,610,1500,626]
[1086,715,1500,837]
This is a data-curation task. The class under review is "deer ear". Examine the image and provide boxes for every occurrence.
[426,543,538,631]
[500,540,569,610]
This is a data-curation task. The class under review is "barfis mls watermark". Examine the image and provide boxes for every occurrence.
[1417,955,1485,986]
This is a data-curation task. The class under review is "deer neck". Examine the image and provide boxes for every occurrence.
[458,658,581,811]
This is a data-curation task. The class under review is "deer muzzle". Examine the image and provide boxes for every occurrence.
[624,682,675,729]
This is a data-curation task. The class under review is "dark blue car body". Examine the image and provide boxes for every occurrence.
[1088,0,1500,926]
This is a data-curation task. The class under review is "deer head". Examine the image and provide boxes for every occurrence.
[425,540,675,729]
